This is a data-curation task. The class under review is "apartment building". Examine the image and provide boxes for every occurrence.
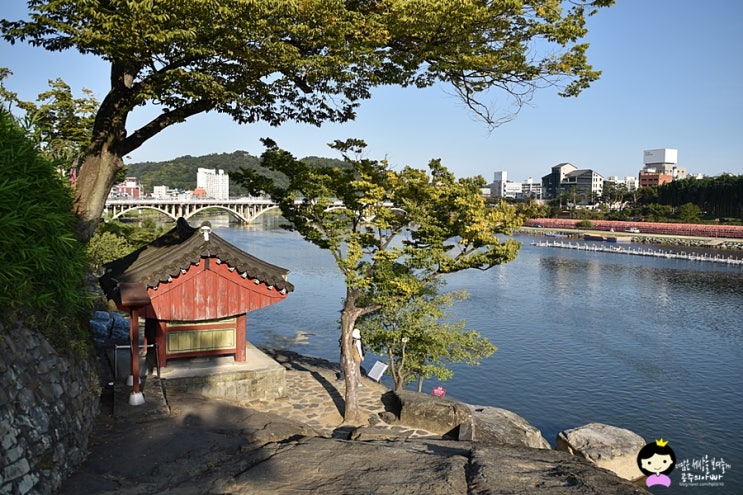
[196,168,230,200]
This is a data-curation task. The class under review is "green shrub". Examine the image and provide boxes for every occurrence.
[575,220,593,229]
[87,230,135,272]
[0,108,91,349]
[719,217,743,225]
[87,217,167,271]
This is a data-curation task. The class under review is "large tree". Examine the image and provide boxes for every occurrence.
[234,138,521,424]
[2,0,613,241]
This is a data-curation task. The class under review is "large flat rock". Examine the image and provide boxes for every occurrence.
[223,437,471,494]
[556,423,646,481]
[60,391,649,495]
[469,444,649,494]
[461,404,551,449]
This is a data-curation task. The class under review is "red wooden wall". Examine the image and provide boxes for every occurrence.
[141,257,288,321]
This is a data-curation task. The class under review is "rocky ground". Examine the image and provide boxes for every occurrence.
[57,352,650,494]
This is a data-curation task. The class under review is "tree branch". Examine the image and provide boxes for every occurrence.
[119,100,210,156]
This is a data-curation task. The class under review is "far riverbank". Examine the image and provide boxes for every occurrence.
[519,226,743,251]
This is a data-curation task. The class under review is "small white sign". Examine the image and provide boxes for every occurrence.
[367,361,388,382]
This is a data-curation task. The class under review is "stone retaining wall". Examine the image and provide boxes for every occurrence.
[164,366,287,402]
[0,321,100,495]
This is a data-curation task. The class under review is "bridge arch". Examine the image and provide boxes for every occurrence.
[104,198,281,224]
[186,204,282,223]
[108,205,177,222]
[181,205,251,223]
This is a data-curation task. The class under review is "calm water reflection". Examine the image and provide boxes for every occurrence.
[214,222,742,493]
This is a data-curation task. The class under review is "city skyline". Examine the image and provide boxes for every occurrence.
[494,147,682,186]
[1,1,741,181]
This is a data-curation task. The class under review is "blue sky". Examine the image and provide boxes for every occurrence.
[1,1,742,183]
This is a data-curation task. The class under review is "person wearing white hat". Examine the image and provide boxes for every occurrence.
[336,328,365,384]
[352,328,365,387]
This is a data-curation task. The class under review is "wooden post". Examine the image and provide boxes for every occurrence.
[155,320,167,367]
[130,308,140,394]
[235,313,247,362]
[128,308,145,405]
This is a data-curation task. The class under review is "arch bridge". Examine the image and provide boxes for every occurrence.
[104,197,279,223]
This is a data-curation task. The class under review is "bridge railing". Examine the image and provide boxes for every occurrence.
[104,196,277,205]
[104,197,393,223]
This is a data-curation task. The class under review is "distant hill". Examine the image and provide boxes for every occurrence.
[126,150,346,195]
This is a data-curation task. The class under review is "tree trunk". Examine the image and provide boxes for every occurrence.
[388,349,403,392]
[339,289,365,425]
[71,61,135,243]
[72,149,124,243]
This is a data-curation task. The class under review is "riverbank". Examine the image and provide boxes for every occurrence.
[519,226,743,251]
[531,240,743,267]
[523,218,743,242]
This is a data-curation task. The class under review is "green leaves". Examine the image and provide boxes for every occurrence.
[0,107,91,349]
[17,77,97,175]
[3,1,615,140]
[360,286,497,390]
[236,139,518,391]
[3,1,614,236]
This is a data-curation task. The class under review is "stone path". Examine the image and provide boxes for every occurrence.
[62,350,650,495]
[113,348,438,439]
[239,349,438,438]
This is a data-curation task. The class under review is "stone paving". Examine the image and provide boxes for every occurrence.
[237,349,438,439]
[116,348,438,439]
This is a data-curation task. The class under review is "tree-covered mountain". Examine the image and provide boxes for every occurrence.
[125,151,346,196]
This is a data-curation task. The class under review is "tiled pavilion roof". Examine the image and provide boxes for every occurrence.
[99,218,294,305]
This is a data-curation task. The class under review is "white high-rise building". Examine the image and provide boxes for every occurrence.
[490,171,507,198]
[196,168,230,199]
[491,171,542,199]
[643,149,677,173]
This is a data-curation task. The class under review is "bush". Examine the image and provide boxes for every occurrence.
[88,217,167,271]
[719,217,743,225]
[0,108,91,349]
[575,220,593,229]
[87,230,135,272]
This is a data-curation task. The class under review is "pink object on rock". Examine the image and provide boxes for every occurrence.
[431,386,446,397]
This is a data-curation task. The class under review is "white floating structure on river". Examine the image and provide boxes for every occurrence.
[531,241,743,267]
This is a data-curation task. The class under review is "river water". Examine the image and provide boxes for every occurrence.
[209,217,741,493]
